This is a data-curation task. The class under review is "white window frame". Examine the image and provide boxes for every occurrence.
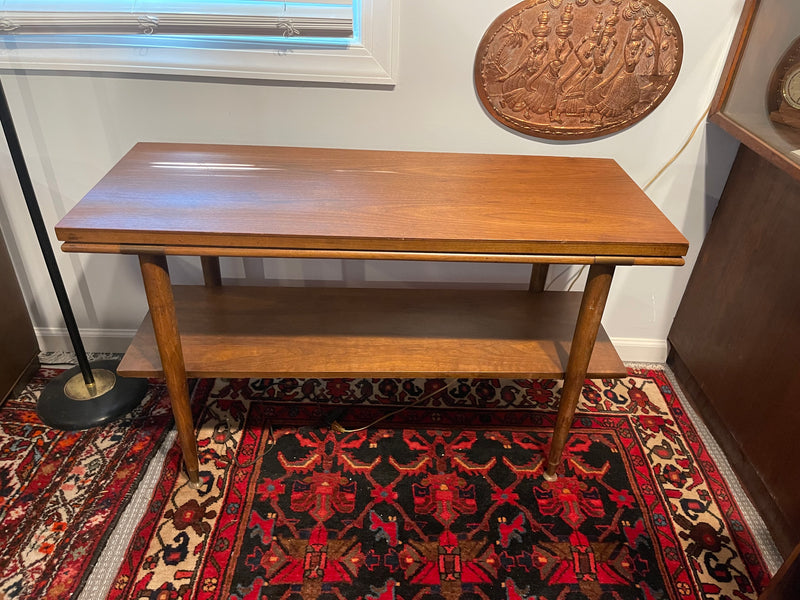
[0,0,398,85]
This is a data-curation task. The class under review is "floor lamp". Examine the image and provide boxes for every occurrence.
[0,77,147,429]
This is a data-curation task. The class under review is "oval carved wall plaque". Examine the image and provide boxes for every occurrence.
[475,0,683,139]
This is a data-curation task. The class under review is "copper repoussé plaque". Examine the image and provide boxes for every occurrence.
[475,0,683,139]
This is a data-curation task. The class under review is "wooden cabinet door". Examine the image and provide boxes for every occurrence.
[0,230,38,401]
[669,144,800,558]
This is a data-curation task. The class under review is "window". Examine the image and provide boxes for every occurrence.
[0,0,397,84]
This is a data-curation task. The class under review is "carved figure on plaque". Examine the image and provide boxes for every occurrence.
[475,0,683,140]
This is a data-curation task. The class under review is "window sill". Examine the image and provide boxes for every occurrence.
[0,0,397,85]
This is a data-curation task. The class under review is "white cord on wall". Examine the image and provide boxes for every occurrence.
[545,104,712,292]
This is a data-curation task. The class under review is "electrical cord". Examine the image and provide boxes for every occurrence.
[330,379,461,433]
[565,266,585,291]
[544,266,573,290]
[234,421,277,468]
[544,103,712,292]
[205,380,460,468]
[642,104,711,192]
[202,418,278,469]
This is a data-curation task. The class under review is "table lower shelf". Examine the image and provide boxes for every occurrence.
[117,285,626,379]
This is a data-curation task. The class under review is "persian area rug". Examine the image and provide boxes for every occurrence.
[0,367,174,600]
[111,369,771,600]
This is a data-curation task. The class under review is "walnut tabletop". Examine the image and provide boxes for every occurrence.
[55,143,688,263]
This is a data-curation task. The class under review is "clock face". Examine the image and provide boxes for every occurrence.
[768,38,800,138]
[782,66,800,110]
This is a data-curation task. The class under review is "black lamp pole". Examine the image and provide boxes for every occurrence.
[0,77,146,429]
[0,80,96,387]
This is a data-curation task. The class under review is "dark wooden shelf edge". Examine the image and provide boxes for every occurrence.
[710,113,800,185]
[118,286,626,380]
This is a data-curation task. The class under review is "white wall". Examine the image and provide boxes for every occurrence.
[0,0,745,362]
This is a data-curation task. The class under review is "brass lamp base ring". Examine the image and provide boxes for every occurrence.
[64,368,117,400]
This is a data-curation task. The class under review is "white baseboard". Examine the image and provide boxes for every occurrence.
[610,337,669,363]
[37,327,669,366]
[36,327,136,354]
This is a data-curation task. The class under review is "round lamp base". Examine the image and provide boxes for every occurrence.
[37,359,149,430]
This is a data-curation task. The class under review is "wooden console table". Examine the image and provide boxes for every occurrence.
[55,143,688,487]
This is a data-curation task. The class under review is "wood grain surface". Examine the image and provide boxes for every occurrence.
[56,143,688,259]
[118,286,626,379]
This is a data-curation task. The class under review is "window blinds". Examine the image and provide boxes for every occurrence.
[0,0,354,38]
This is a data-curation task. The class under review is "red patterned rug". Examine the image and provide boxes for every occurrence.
[0,367,173,600]
[110,369,771,600]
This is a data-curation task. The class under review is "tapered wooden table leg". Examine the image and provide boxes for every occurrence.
[139,254,200,487]
[529,264,549,292]
[200,256,222,287]
[544,263,615,481]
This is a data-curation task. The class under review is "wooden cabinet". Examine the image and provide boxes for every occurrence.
[670,0,800,559]
[669,144,800,557]
[0,229,38,401]
[758,542,800,600]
